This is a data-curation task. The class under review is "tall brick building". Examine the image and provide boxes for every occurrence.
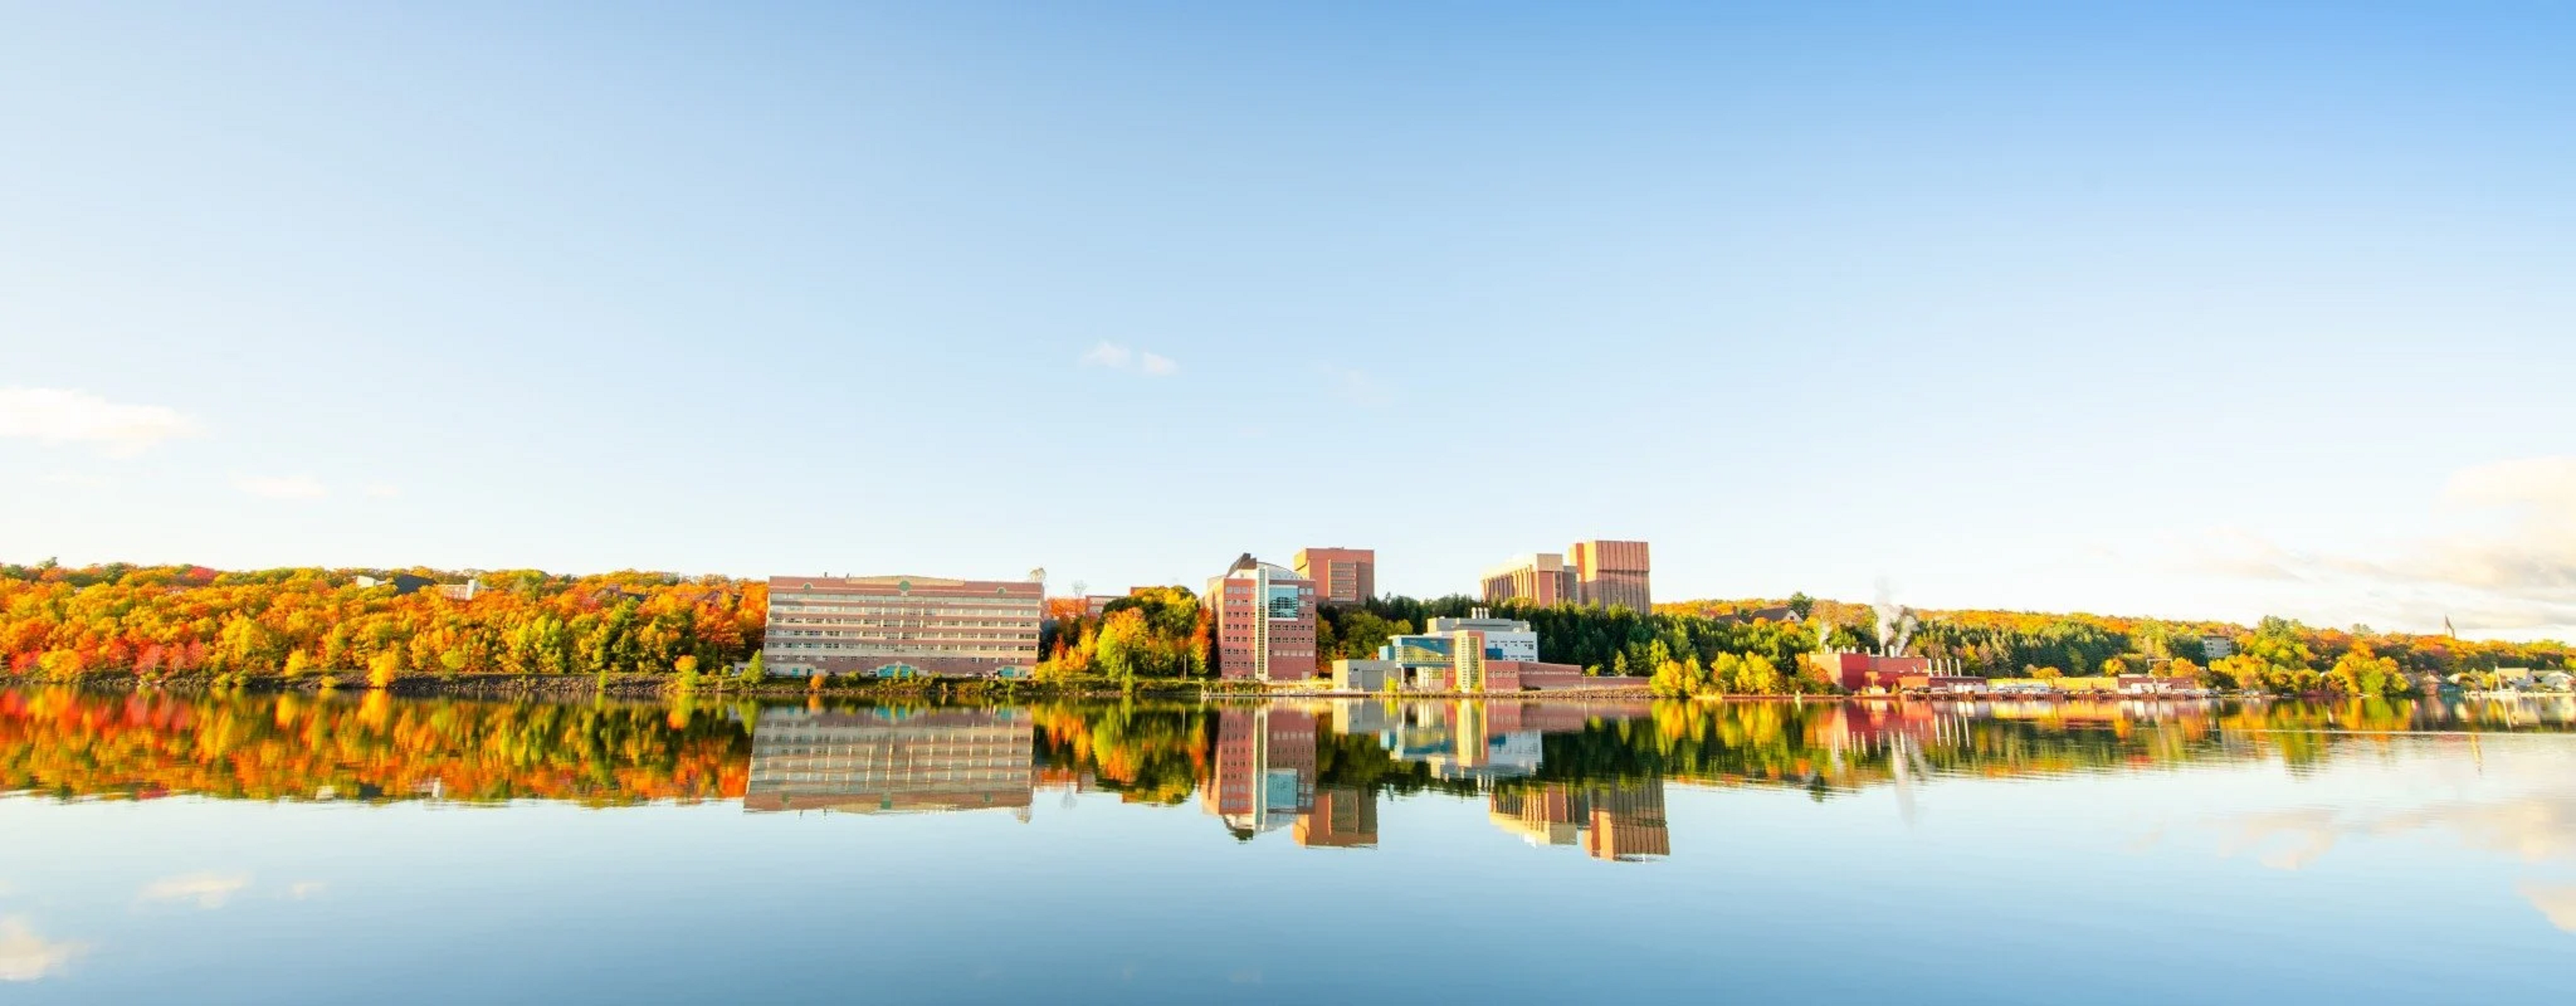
[1568,539,1652,611]
[1291,546,1375,606]
[1481,539,1651,610]
[1206,554,1318,682]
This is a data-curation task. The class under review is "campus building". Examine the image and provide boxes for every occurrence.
[1292,547,1375,606]
[1207,555,1319,682]
[1426,609,1538,661]
[762,574,1043,678]
[1480,540,1651,611]
[1331,612,1586,693]
[743,707,1035,816]
[1481,553,1572,607]
[1568,539,1652,611]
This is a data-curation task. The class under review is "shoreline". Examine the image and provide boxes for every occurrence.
[11,672,2474,704]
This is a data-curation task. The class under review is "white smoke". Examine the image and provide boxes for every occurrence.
[1874,578,1917,656]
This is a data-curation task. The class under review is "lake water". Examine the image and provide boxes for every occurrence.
[5,687,2576,1003]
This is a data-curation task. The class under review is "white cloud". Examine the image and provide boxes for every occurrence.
[1079,341,1178,377]
[1079,341,1133,368]
[0,917,85,982]
[362,483,401,499]
[286,881,326,900]
[2524,883,2576,935]
[2222,808,2343,871]
[138,871,251,909]
[0,387,203,457]
[233,475,328,500]
[2180,456,2576,638]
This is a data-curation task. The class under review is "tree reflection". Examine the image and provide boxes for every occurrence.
[9,687,2575,845]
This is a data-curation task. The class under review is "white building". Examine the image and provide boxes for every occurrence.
[1424,609,1541,662]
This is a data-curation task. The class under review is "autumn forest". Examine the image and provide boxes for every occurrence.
[2,560,2569,697]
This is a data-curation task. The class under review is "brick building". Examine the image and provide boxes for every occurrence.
[1292,547,1375,606]
[1481,553,1572,607]
[1567,539,1652,611]
[1481,540,1651,611]
[1206,555,1318,682]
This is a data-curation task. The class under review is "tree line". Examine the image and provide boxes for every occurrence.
[1,561,763,685]
[8,560,2565,698]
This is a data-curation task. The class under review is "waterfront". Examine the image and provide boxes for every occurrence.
[6,688,2576,1003]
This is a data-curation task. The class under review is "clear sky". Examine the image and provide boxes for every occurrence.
[4,2,2571,638]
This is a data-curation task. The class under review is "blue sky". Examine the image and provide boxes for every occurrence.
[4,2,2572,637]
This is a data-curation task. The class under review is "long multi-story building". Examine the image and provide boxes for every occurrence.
[1206,555,1318,682]
[762,574,1043,678]
[1481,553,1572,607]
[1480,540,1650,611]
[743,707,1035,816]
[1292,547,1375,606]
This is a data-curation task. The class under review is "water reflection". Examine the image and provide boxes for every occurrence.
[13,687,2576,1001]
[1203,706,1313,836]
[744,707,1035,817]
[9,686,2576,829]
[0,916,86,983]
[1489,782,1670,861]
[0,687,746,805]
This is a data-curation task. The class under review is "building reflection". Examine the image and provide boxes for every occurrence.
[1297,785,1379,848]
[745,707,1035,817]
[1194,699,1670,860]
[1489,781,1671,861]
[1204,706,1316,836]
[1384,701,1543,783]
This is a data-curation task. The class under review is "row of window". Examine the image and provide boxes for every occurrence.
[770,614,1037,626]
[773,604,1035,613]
[769,642,1036,655]
[772,596,1039,611]
[750,771,1028,783]
[772,629,1038,640]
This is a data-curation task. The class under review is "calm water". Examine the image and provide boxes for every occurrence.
[6,688,2576,1003]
